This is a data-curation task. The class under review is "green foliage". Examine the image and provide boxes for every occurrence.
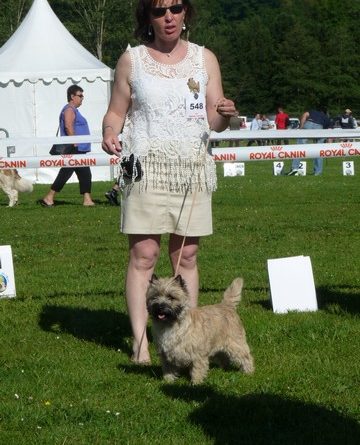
[0,159,359,443]
[0,0,359,115]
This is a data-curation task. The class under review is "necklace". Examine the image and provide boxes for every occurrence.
[152,40,182,58]
[166,41,181,57]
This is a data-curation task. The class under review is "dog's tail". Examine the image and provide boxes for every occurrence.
[222,277,244,308]
[14,175,33,193]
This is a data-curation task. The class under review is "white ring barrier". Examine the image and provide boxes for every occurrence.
[0,141,359,170]
[1,128,360,146]
[0,130,359,170]
[210,128,360,140]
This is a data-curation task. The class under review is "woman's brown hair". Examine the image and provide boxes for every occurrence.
[134,0,194,43]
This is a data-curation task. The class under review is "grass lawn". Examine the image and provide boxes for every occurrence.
[0,158,359,444]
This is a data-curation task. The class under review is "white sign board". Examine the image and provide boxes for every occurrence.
[297,161,307,176]
[224,162,245,176]
[273,161,284,176]
[343,161,355,176]
[267,255,317,313]
[0,246,16,298]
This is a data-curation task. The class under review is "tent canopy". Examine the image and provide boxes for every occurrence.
[0,0,114,183]
[0,0,112,84]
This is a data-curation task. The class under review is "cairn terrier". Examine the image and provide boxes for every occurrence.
[146,275,254,384]
[0,169,33,207]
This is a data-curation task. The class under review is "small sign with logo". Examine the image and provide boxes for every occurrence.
[342,161,355,176]
[224,162,245,177]
[0,246,16,298]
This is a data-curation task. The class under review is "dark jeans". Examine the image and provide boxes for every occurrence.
[51,149,92,194]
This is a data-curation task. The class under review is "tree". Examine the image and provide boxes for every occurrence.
[0,0,31,46]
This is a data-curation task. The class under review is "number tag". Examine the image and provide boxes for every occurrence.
[185,92,206,119]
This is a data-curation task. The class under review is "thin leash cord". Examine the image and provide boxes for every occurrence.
[174,131,212,276]
[136,131,212,362]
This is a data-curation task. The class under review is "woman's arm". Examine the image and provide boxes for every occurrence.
[204,48,236,132]
[63,107,76,136]
[102,51,132,156]
[299,111,309,129]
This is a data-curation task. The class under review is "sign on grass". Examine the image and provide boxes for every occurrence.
[224,162,245,176]
[0,246,16,298]
[267,255,318,313]
[343,161,355,176]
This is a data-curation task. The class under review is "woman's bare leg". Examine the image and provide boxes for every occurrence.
[169,234,200,307]
[126,234,161,363]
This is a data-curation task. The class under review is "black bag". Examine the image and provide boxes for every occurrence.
[120,154,143,182]
[49,125,76,155]
[49,143,76,155]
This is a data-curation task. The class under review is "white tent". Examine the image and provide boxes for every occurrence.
[0,0,114,183]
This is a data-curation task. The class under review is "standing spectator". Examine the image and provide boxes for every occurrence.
[229,111,241,147]
[101,0,236,364]
[335,108,358,141]
[247,113,262,146]
[261,114,274,145]
[337,108,357,129]
[288,107,331,176]
[39,85,95,207]
[275,107,289,145]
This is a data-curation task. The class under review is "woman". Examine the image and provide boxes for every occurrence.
[102,0,236,363]
[39,85,95,207]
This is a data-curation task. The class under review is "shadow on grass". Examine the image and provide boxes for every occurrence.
[252,285,360,315]
[162,385,360,445]
[117,362,163,380]
[317,285,360,315]
[38,305,132,352]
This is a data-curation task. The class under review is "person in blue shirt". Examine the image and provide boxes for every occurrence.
[288,107,331,176]
[39,85,95,207]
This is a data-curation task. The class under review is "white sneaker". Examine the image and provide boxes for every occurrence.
[287,169,299,176]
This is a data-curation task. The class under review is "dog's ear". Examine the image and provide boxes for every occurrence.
[149,274,159,284]
[174,274,187,290]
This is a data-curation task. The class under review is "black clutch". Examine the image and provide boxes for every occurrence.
[120,154,143,182]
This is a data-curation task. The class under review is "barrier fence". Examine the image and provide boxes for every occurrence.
[1,129,359,170]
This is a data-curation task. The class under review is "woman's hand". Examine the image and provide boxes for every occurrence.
[215,98,237,118]
[102,126,122,157]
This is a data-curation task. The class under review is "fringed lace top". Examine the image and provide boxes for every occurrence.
[121,42,217,193]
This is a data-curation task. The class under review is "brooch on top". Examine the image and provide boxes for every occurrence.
[187,78,200,99]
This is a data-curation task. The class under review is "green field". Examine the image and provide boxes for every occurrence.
[0,159,359,444]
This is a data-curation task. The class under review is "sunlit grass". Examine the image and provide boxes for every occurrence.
[0,158,359,444]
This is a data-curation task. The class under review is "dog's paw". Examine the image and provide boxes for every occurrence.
[242,356,255,374]
[163,373,178,382]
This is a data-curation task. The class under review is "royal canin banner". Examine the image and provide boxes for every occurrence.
[212,141,360,162]
[0,154,120,170]
[0,142,359,170]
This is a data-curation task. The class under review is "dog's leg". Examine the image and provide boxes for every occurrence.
[190,358,209,384]
[1,181,18,207]
[9,189,18,207]
[161,355,179,382]
[227,343,255,374]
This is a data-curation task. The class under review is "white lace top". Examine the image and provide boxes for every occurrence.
[121,42,217,193]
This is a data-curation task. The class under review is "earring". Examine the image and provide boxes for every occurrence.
[148,24,153,36]
[182,23,186,31]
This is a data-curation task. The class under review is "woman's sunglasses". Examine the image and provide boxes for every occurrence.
[151,4,184,18]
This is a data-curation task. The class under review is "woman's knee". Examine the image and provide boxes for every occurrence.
[169,237,199,271]
[129,235,161,271]
[177,246,198,270]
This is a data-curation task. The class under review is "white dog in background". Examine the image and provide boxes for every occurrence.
[0,169,33,207]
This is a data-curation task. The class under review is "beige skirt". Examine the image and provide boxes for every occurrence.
[120,182,213,236]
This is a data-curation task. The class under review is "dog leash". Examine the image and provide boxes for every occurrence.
[174,130,211,276]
